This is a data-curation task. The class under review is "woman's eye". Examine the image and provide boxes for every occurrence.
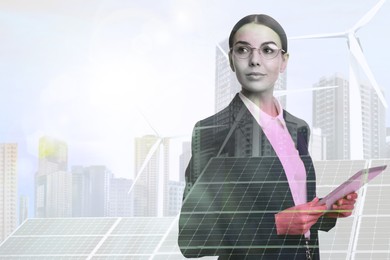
[236,46,250,54]
[262,46,275,54]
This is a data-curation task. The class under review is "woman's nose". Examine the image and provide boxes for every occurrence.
[249,51,262,66]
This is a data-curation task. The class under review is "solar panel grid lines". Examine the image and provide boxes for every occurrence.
[86,217,122,260]
[348,159,372,260]
[0,159,389,259]
[150,215,182,260]
[234,159,257,253]
[0,217,183,259]
[218,158,243,250]
[0,236,102,255]
[314,159,368,259]
[315,159,390,260]
[154,219,181,253]
[179,156,311,257]
[357,215,390,251]
[180,156,225,209]
[314,160,367,187]
[96,235,162,255]
[14,218,118,236]
[0,255,88,260]
[111,218,173,235]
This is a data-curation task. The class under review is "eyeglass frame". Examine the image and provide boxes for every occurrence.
[230,43,286,60]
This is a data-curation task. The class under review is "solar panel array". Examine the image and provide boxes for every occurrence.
[179,156,319,258]
[0,159,388,259]
[316,159,390,260]
[0,217,186,259]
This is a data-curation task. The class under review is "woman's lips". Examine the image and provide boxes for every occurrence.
[246,72,266,80]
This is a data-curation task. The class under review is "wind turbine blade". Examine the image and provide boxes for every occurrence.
[138,110,160,137]
[349,36,388,108]
[216,43,229,60]
[289,32,346,40]
[275,86,339,97]
[128,138,163,194]
[164,134,189,139]
[352,0,386,32]
[195,125,227,130]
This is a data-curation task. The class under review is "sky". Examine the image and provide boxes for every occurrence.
[0,0,389,212]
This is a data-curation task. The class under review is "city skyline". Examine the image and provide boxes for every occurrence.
[3,133,188,220]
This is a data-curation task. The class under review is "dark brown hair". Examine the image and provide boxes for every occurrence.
[228,14,288,53]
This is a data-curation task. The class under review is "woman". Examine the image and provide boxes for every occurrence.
[178,14,357,260]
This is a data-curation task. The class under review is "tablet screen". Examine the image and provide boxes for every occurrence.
[318,165,387,210]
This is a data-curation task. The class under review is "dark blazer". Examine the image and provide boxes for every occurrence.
[178,94,336,259]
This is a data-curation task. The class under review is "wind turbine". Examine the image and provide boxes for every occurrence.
[128,113,185,217]
[289,0,388,159]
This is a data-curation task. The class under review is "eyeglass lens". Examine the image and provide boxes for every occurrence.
[233,44,281,59]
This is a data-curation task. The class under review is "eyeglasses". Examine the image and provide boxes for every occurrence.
[231,43,285,60]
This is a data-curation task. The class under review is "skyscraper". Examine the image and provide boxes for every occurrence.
[0,143,17,242]
[132,136,171,216]
[19,196,28,225]
[179,141,191,182]
[109,177,133,217]
[134,135,161,217]
[71,165,111,217]
[37,136,67,175]
[71,165,84,217]
[215,39,287,113]
[309,128,327,161]
[360,81,386,158]
[312,74,386,160]
[313,74,349,160]
[167,180,185,216]
[35,136,72,218]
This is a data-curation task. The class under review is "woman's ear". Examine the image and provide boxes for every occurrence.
[229,51,235,72]
[280,53,289,73]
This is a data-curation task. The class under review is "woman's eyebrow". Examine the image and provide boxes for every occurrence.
[234,41,251,46]
[234,40,278,46]
[261,41,278,46]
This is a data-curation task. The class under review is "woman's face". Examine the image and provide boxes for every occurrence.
[229,23,288,97]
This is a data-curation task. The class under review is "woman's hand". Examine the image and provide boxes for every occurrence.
[324,192,358,218]
[274,197,326,235]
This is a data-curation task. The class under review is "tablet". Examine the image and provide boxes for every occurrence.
[318,165,387,210]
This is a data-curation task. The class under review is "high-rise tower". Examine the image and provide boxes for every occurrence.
[312,74,386,160]
[0,143,17,242]
[35,136,72,218]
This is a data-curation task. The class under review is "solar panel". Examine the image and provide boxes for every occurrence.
[14,218,117,236]
[111,218,173,235]
[0,236,101,255]
[0,159,388,259]
[0,217,183,259]
[357,216,390,250]
[155,219,181,253]
[316,159,390,260]
[314,160,367,186]
[96,235,162,255]
[179,156,320,258]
